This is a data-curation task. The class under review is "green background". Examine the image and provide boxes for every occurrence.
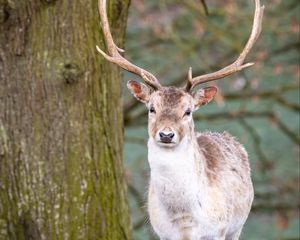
[122,0,299,239]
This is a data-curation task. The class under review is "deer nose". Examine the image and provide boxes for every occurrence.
[159,132,175,143]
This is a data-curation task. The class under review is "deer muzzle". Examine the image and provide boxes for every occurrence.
[155,127,178,147]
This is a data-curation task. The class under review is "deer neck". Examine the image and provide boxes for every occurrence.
[148,132,199,169]
[148,131,207,208]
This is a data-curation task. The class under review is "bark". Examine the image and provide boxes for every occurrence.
[0,0,131,239]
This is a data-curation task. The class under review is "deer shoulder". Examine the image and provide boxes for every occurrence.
[197,131,251,184]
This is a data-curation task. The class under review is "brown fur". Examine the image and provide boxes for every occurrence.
[197,132,250,184]
[159,87,185,107]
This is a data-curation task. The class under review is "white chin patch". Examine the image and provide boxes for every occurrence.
[156,141,177,148]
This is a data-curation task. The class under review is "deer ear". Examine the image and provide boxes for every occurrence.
[192,86,218,109]
[127,80,152,104]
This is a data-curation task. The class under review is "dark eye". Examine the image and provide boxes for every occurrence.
[149,106,156,114]
[184,109,191,117]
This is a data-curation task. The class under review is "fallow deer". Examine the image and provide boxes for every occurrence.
[96,0,264,239]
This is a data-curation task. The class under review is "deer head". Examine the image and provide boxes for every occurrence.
[126,82,217,147]
[96,0,264,148]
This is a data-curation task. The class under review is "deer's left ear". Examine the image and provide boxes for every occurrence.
[192,86,218,109]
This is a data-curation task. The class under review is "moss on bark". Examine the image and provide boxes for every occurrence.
[0,0,132,239]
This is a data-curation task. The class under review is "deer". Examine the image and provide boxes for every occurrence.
[96,0,264,239]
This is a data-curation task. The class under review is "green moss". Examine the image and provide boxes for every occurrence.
[0,0,132,239]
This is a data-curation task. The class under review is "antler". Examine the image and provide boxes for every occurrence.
[96,0,162,90]
[186,0,264,91]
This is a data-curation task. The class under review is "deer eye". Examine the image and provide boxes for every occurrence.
[149,106,156,114]
[184,109,191,117]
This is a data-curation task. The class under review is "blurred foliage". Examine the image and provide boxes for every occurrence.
[122,0,300,239]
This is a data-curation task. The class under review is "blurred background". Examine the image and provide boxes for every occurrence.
[122,0,299,239]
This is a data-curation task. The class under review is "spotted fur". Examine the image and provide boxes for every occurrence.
[127,85,254,240]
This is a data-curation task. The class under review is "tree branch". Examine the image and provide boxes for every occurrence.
[200,0,209,16]
[127,183,148,231]
[274,95,300,113]
[239,118,272,172]
[224,83,298,100]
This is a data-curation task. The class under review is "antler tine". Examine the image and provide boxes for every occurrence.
[186,0,264,91]
[185,67,193,92]
[96,0,162,90]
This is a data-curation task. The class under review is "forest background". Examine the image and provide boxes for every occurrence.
[123,0,299,239]
[0,0,298,239]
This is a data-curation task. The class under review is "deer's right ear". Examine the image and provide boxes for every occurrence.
[127,80,152,104]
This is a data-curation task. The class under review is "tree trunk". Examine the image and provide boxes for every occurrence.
[0,0,131,239]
